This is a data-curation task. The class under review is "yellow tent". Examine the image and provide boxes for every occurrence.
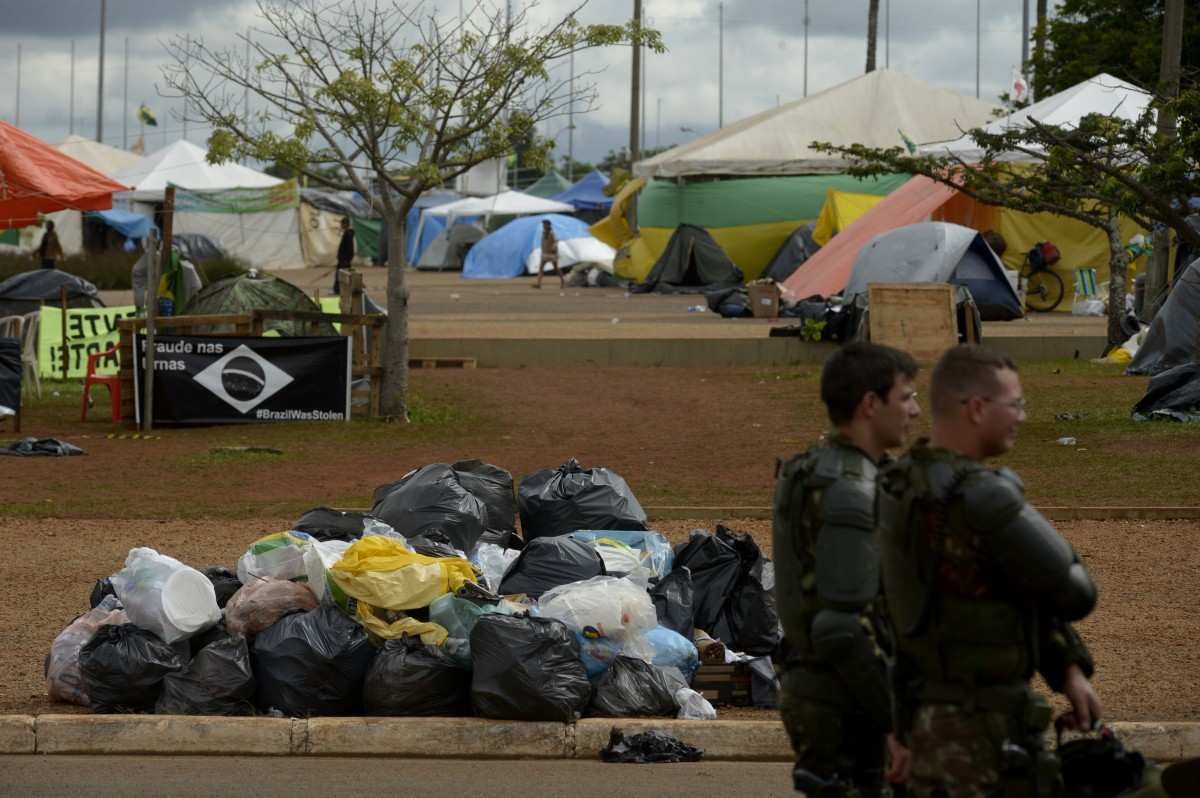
[811,189,886,246]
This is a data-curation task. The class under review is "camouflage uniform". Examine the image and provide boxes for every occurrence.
[773,435,893,797]
[878,440,1097,798]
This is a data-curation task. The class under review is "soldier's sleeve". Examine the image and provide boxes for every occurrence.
[961,470,1097,622]
[811,474,893,733]
[1037,613,1095,692]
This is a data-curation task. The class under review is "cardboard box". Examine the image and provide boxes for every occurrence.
[748,283,780,319]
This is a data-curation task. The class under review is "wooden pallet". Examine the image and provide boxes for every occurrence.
[407,357,477,369]
[692,663,753,707]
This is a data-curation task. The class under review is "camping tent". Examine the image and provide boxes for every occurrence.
[172,183,304,271]
[416,222,486,270]
[184,272,334,337]
[425,190,575,223]
[632,225,744,294]
[762,223,820,283]
[0,269,104,317]
[0,121,127,230]
[921,73,1152,162]
[111,139,282,200]
[525,171,573,198]
[406,190,462,263]
[463,214,610,278]
[552,170,612,212]
[45,136,146,254]
[844,222,1022,320]
[636,70,997,178]
[298,188,374,268]
[1127,258,1200,376]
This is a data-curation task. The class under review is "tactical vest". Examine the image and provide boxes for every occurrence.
[772,441,881,666]
[878,445,1035,698]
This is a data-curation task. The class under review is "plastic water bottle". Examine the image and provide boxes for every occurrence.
[687,305,706,313]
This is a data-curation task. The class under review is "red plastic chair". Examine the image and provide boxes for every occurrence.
[81,346,121,422]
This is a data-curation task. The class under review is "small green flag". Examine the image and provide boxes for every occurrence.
[898,128,917,155]
[138,104,158,127]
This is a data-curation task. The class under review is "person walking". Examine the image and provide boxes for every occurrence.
[773,341,920,796]
[36,221,64,269]
[533,219,564,289]
[878,344,1100,797]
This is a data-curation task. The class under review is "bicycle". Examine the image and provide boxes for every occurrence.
[1019,241,1065,313]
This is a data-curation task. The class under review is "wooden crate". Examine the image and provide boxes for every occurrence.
[692,663,752,707]
[867,282,958,363]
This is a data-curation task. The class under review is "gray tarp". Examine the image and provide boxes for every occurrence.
[0,270,103,317]
[1127,258,1200,376]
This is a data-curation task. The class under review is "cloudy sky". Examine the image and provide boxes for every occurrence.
[0,0,1057,165]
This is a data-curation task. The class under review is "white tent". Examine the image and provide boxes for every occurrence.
[42,137,145,255]
[634,70,998,178]
[424,190,574,221]
[920,73,1152,162]
[111,139,282,201]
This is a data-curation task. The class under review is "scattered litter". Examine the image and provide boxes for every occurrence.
[611,317,620,324]
[1056,437,1078,446]
[449,293,461,300]
[1054,411,1089,421]
[1,437,84,456]
[686,305,706,313]
[601,728,704,764]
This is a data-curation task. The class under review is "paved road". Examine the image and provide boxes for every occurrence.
[2,756,796,797]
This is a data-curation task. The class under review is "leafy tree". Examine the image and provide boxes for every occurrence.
[815,85,1200,348]
[1029,0,1199,96]
[164,0,660,419]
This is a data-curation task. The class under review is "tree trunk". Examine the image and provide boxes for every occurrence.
[1145,0,1186,319]
[1105,214,1130,350]
[1144,227,1171,321]
[866,0,879,73]
[1033,0,1048,99]
[380,212,410,421]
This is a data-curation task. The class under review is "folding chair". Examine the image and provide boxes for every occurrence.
[1074,268,1100,301]
[20,311,41,399]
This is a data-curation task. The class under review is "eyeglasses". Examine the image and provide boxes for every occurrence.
[962,396,1027,411]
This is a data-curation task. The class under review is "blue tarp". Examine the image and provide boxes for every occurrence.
[551,170,612,211]
[89,209,153,241]
[406,190,461,263]
[463,214,591,279]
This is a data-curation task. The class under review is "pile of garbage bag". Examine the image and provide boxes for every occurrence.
[47,457,779,721]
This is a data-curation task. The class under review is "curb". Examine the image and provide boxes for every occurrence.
[643,506,1200,522]
[1,717,1196,763]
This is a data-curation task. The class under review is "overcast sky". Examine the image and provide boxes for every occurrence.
[0,0,1059,166]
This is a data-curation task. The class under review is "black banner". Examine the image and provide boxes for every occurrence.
[134,334,351,425]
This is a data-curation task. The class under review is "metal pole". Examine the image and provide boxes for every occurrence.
[630,0,642,164]
[14,44,20,128]
[243,30,250,164]
[1021,0,1030,69]
[567,50,575,180]
[97,0,106,142]
[641,39,647,153]
[656,96,662,148]
[70,41,75,135]
[182,35,190,141]
[803,0,809,97]
[143,228,158,431]
[123,37,128,149]
[717,2,724,128]
[976,0,981,99]
[885,0,890,68]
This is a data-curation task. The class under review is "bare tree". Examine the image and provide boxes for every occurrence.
[866,0,880,73]
[164,0,660,419]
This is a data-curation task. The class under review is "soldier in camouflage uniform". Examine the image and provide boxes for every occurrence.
[773,342,921,796]
[877,345,1101,798]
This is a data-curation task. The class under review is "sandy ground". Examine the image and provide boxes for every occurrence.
[4,517,1197,723]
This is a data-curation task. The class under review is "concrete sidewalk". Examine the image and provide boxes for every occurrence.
[2,715,1197,763]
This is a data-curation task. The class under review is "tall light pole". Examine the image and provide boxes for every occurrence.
[717,2,724,128]
[70,41,76,135]
[15,44,21,128]
[182,35,190,141]
[567,50,575,179]
[656,96,662,148]
[803,0,809,97]
[97,0,107,143]
[885,0,890,68]
[123,37,129,149]
[630,0,642,164]
[975,0,981,99]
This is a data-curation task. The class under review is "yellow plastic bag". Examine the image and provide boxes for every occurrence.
[352,604,449,644]
[328,536,475,611]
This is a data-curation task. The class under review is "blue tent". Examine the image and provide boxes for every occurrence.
[551,170,612,211]
[405,190,461,263]
[89,209,153,241]
[463,214,592,279]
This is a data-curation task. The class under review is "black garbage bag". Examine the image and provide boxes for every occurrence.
[202,567,242,609]
[293,506,390,542]
[1132,363,1200,422]
[517,458,648,541]
[671,530,742,633]
[470,615,591,722]
[79,623,185,713]
[407,531,465,559]
[89,577,117,609]
[498,536,606,599]
[188,619,233,658]
[601,728,704,764]
[251,604,377,717]
[363,635,472,716]
[649,568,694,639]
[589,656,686,718]
[709,526,783,656]
[452,459,518,545]
[371,464,489,553]
[156,634,256,715]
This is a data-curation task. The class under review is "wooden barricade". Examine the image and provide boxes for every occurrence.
[116,309,387,425]
[867,283,978,363]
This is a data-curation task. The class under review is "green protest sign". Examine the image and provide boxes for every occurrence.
[38,305,138,379]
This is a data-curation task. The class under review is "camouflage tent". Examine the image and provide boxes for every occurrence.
[184,272,335,337]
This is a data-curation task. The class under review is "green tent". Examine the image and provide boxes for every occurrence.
[524,170,573,198]
[184,273,336,337]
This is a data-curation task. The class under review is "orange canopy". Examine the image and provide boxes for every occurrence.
[0,121,129,230]
[782,175,976,301]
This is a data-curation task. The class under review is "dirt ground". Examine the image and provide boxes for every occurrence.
[3,516,1197,723]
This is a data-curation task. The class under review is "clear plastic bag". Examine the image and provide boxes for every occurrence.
[111,547,221,644]
[46,595,128,706]
[674,687,717,720]
[569,530,674,578]
[236,531,315,584]
[470,542,519,593]
[302,538,353,602]
[224,578,318,637]
[537,576,658,641]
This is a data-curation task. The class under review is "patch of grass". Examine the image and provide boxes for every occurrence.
[408,391,470,427]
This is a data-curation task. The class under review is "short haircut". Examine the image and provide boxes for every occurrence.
[930,344,1017,417]
[820,342,919,426]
